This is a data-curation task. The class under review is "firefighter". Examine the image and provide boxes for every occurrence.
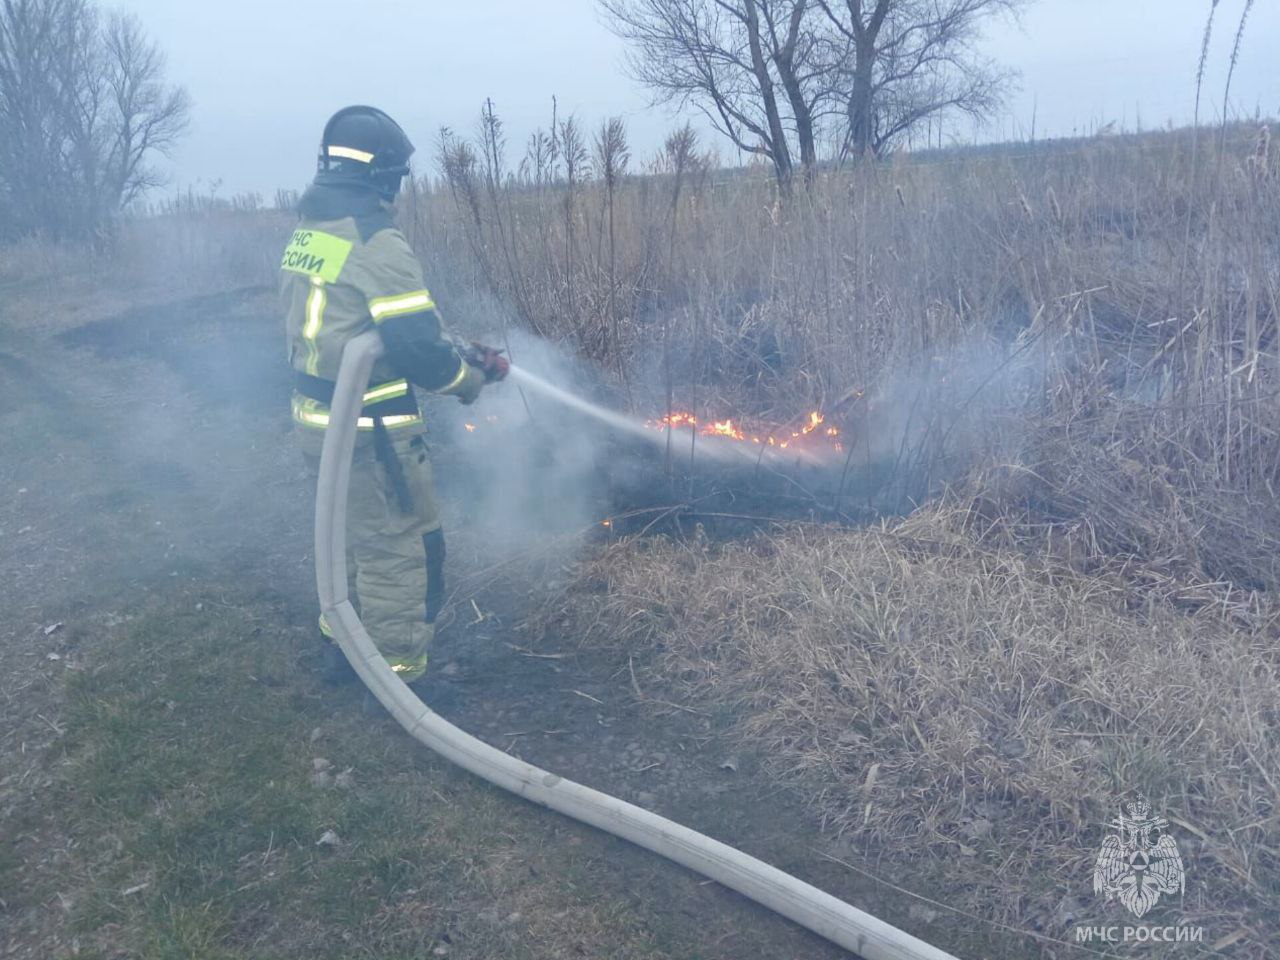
[281,105,508,684]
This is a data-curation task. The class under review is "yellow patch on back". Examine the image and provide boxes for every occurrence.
[280,230,352,283]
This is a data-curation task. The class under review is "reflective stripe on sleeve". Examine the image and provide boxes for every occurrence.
[368,289,435,323]
[434,358,469,394]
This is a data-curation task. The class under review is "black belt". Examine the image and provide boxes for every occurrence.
[293,371,420,420]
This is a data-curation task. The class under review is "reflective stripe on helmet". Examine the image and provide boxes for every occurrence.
[328,145,375,163]
[368,289,435,323]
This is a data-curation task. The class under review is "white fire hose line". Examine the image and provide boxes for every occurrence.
[315,333,960,960]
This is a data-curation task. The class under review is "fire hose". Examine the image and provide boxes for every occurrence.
[314,331,960,960]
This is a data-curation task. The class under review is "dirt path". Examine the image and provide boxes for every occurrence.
[0,289,969,958]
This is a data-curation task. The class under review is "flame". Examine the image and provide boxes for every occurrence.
[645,409,840,457]
[464,406,845,460]
[705,419,745,440]
[650,412,699,430]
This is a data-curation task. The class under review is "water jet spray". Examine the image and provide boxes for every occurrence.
[505,364,832,467]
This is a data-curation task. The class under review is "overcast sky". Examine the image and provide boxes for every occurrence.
[119,0,1278,198]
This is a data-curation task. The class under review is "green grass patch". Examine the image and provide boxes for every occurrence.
[52,591,751,960]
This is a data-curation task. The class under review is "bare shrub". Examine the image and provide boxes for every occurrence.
[595,117,631,373]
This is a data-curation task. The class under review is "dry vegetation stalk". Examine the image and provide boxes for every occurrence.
[398,114,1280,534]
[533,509,1280,951]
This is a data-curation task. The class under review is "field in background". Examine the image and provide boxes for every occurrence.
[4,122,1279,955]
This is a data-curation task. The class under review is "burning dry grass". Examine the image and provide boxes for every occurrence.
[535,509,1280,952]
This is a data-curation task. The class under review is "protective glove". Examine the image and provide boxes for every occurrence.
[464,342,511,383]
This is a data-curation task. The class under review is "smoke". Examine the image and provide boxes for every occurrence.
[427,321,1050,559]
[844,335,1048,507]
[427,324,832,563]
[426,328,625,560]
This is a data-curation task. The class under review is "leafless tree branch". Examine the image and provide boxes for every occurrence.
[600,0,1020,182]
[818,0,1024,156]
[0,0,187,239]
[600,0,832,191]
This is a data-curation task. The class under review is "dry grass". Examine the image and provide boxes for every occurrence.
[415,117,1280,571]
[419,120,1278,417]
[532,510,1280,953]
[17,122,1278,517]
[0,199,289,334]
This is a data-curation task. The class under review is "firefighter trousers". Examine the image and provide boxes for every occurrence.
[312,433,444,681]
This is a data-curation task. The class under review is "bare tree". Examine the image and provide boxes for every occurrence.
[599,0,829,191]
[0,0,188,239]
[816,0,1023,157]
[0,0,77,235]
[98,14,189,210]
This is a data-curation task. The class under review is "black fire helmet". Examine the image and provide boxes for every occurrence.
[316,105,415,200]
